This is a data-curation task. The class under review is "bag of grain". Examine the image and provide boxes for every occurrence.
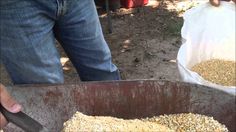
[177,1,236,95]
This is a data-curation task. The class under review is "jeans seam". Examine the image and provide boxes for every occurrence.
[61,0,67,16]
[56,0,61,18]
[56,0,67,19]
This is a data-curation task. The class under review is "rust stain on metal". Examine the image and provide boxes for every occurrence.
[43,90,62,105]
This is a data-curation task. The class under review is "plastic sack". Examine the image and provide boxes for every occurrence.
[177,1,236,95]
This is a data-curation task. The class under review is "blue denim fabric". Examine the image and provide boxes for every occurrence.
[0,0,120,84]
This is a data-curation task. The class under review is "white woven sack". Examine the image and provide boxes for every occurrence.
[177,1,236,95]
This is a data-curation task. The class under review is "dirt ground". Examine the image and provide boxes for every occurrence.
[0,0,197,85]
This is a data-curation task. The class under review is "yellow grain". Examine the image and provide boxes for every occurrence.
[62,112,228,132]
[191,59,236,86]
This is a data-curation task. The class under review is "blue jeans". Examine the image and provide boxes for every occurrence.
[0,0,120,84]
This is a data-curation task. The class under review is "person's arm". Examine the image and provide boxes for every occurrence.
[0,84,21,128]
[210,0,235,6]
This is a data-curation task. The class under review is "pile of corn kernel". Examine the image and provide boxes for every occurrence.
[62,112,172,132]
[62,112,228,132]
[191,59,236,86]
[143,113,228,132]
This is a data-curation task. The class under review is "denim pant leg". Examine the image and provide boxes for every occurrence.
[0,1,64,84]
[54,0,120,81]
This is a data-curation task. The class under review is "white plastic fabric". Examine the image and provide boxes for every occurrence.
[177,1,236,95]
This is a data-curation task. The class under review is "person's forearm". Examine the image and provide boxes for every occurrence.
[210,0,235,6]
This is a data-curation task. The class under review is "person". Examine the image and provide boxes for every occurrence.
[0,0,233,128]
[1,0,120,128]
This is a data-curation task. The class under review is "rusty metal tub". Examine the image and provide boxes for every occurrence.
[3,80,236,132]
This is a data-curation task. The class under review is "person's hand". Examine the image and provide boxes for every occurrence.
[210,0,236,6]
[0,84,21,128]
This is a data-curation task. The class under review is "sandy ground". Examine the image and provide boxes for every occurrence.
[0,0,199,85]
